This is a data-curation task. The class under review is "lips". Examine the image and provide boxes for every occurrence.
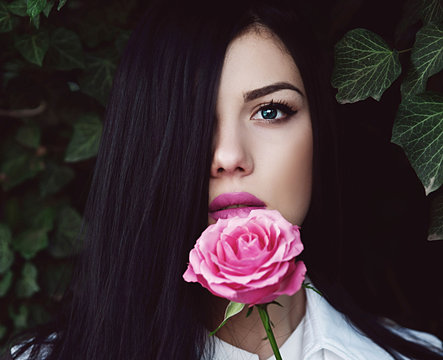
[209,192,266,220]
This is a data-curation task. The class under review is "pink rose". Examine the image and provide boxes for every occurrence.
[183,209,306,305]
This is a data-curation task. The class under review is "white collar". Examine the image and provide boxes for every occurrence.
[207,282,395,360]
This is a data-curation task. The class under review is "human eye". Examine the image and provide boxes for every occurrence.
[251,100,297,124]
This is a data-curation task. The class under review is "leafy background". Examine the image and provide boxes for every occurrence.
[0,0,442,352]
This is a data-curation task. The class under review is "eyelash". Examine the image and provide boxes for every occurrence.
[252,100,298,124]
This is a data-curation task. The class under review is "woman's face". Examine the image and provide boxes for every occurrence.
[208,28,313,226]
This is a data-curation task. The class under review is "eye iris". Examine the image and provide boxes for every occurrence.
[261,108,277,119]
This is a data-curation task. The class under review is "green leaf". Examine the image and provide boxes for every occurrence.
[0,224,14,273]
[41,262,72,298]
[401,23,443,97]
[428,186,443,240]
[78,50,118,105]
[420,0,443,24]
[331,28,402,104]
[46,27,85,70]
[7,0,27,16]
[49,205,82,257]
[0,324,6,340]
[27,0,47,17]
[0,1,15,32]
[31,206,55,232]
[209,301,245,336]
[0,270,13,296]
[76,11,116,48]
[392,92,443,195]
[9,304,29,329]
[14,30,50,66]
[65,114,102,162]
[15,262,39,298]
[13,228,48,259]
[57,0,67,11]
[42,0,53,17]
[39,162,74,197]
[1,151,45,191]
[15,125,41,148]
[30,12,39,29]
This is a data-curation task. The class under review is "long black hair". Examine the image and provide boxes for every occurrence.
[9,0,443,359]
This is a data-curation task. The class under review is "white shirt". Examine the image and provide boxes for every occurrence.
[12,286,442,360]
[204,285,443,360]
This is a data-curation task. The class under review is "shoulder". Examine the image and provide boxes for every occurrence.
[304,285,443,359]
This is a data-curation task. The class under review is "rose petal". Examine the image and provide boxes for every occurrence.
[232,283,281,304]
[274,260,307,297]
[183,265,198,282]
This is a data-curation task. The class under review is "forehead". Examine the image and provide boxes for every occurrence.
[218,27,304,97]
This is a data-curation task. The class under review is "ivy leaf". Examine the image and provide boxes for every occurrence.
[331,28,402,104]
[12,228,48,259]
[78,49,118,105]
[65,114,102,162]
[15,262,39,298]
[39,162,74,197]
[420,0,443,24]
[45,27,85,70]
[401,23,443,97]
[1,151,45,191]
[30,13,39,28]
[0,1,15,32]
[26,0,47,18]
[49,205,82,258]
[0,224,14,274]
[209,302,245,336]
[428,186,443,240]
[29,206,55,232]
[392,92,443,195]
[7,0,27,16]
[9,304,29,329]
[42,0,53,17]
[15,125,41,149]
[0,270,13,297]
[57,0,67,11]
[14,30,50,66]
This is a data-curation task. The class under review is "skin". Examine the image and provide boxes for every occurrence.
[208,27,313,360]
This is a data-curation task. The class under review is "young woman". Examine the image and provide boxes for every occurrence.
[6,0,443,359]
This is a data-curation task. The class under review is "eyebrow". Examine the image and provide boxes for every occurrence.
[243,82,304,102]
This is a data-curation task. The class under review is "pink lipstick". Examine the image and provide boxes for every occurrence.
[209,192,266,220]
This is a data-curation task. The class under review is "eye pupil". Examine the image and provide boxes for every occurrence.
[261,108,277,119]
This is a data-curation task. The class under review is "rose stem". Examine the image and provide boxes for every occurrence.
[257,305,283,360]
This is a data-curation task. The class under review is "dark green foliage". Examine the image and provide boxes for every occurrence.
[332,0,443,240]
[0,0,139,346]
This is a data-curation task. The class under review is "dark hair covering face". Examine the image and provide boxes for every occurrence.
[8,1,442,359]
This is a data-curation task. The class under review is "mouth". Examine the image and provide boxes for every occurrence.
[208,192,266,220]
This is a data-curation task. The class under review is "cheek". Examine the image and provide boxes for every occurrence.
[261,122,313,225]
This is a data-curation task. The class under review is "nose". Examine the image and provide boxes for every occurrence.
[210,121,253,178]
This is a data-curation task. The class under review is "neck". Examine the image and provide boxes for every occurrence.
[211,288,306,360]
